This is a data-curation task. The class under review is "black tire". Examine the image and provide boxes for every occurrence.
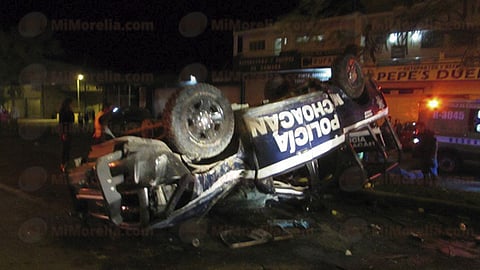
[163,83,234,160]
[331,54,365,99]
[438,151,460,173]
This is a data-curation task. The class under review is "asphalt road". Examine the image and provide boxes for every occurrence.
[1,128,480,269]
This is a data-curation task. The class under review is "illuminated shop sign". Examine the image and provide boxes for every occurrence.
[366,63,480,82]
[301,55,337,68]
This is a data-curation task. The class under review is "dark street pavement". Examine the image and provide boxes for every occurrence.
[1,125,480,269]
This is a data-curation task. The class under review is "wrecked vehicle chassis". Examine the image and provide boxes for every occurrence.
[68,57,401,230]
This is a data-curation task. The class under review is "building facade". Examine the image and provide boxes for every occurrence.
[1,60,157,122]
[232,0,480,122]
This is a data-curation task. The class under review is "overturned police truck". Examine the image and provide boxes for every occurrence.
[67,54,401,230]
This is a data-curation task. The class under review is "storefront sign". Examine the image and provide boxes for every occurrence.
[236,55,300,72]
[366,63,480,82]
[301,55,337,68]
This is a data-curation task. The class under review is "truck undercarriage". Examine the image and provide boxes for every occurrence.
[67,55,402,230]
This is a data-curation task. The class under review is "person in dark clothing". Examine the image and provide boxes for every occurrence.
[415,122,438,180]
[59,98,74,172]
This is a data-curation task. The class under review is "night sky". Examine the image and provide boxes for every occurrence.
[2,0,300,74]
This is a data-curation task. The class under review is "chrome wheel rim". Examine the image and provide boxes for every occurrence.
[186,98,224,145]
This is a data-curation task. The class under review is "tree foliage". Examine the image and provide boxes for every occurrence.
[0,27,63,103]
[287,0,365,19]
[281,0,479,65]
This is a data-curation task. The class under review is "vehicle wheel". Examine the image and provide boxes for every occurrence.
[163,83,234,160]
[331,54,365,99]
[438,152,460,173]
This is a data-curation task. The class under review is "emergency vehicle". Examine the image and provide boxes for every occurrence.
[417,98,480,173]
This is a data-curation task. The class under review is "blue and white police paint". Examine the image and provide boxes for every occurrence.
[242,91,345,179]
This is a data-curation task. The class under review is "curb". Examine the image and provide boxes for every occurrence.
[358,189,480,219]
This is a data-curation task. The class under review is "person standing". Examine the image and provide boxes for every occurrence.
[415,122,438,181]
[93,102,115,144]
[59,98,74,172]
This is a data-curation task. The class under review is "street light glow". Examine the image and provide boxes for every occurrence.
[76,74,84,110]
